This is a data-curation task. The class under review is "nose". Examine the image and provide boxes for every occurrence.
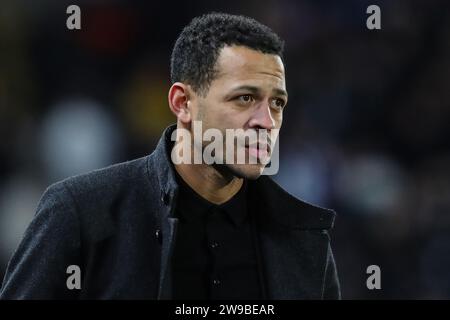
[248,103,275,130]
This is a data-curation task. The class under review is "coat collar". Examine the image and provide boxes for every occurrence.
[148,124,179,216]
[148,124,335,230]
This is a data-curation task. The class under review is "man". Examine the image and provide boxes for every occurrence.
[0,13,340,299]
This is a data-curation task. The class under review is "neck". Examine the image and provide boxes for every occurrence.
[171,122,243,204]
[174,161,243,205]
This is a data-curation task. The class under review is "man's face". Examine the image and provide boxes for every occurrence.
[190,45,287,179]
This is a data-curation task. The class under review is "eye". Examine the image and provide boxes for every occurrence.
[271,98,286,109]
[237,95,254,103]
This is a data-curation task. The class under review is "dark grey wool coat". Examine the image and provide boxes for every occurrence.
[0,125,340,300]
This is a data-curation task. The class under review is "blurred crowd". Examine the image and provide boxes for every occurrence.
[1,0,449,299]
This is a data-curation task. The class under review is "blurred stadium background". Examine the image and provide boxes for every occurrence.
[1,0,449,299]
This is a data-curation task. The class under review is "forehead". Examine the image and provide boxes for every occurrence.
[213,45,285,87]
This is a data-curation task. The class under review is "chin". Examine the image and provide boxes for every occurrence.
[226,163,265,180]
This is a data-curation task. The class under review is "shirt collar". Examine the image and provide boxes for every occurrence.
[218,179,248,227]
[175,171,248,228]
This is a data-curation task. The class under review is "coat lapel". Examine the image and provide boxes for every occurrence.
[249,176,335,299]
[157,216,178,299]
[149,124,180,300]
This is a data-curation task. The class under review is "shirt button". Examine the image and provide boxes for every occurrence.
[155,229,162,244]
[161,191,170,205]
[210,241,219,249]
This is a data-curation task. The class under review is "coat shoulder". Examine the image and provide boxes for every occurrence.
[43,155,159,242]
[57,156,150,198]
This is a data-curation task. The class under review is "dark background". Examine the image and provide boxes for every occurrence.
[1,0,449,299]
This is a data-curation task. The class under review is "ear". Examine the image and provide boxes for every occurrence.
[168,82,192,124]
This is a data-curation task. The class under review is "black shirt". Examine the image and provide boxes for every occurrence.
[172,173,264,299]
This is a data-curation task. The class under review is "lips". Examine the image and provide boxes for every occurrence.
[245,142,270,160]
[247,146,268,160]
[246,141,270,152]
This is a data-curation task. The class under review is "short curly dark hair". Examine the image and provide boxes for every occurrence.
[170,12,285,96]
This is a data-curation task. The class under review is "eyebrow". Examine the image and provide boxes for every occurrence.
[228,85,288,99]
